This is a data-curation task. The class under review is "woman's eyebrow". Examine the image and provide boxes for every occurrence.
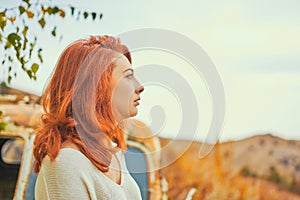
[123,68,134,73]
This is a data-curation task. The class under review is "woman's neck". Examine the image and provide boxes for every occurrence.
[61,140,79,150]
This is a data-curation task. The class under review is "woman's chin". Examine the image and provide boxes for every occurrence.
[117,107,138,120]
[129,108,138,117]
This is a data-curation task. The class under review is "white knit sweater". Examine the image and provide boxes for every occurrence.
[35,148,142,200]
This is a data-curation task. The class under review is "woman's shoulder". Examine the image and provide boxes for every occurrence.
[36,148,113,199]
[57,148,87,161]
[41,148,95,175]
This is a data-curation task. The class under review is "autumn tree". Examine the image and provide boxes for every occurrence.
[0,0,103,83]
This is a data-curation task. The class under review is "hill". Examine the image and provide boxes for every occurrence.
[160,134,300,200]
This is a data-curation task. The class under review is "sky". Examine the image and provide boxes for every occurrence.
[1,0,300,142]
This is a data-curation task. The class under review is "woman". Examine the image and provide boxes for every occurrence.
[33,35,144,199]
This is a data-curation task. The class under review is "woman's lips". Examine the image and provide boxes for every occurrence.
[134,98,140,106]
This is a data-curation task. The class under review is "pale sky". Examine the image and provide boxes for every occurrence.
[1,0,300,141]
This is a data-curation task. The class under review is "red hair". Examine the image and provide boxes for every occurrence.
[33,36,131,173]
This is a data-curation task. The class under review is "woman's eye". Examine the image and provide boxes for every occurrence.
[126,73,134,79]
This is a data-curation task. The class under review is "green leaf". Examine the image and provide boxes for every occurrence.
[38,17,45,28]
[83,11,88,19]
[8,66,12,72]
[5,40,12,49]
[45,7,54,15]
[0,16,6,31]
[38,48,43,63]
[13,38,21,58]
[19,56,25,65]
[29,42,34,58]
[26,69,32,78]
[0,33,2,41]
[7,33,21,46]
[7,75,12,84]
[51,27,56,37]
[99,13,103,20]
[31,63,39,73]
[0,121,7,132]
[0,110,2,116]
[70,6,75,15]
[91,12,96,20]
[44,6,59,15]
[52,6,59,14]
[22,36,28,50]
[22,26,28,36]
[19,6,25,15]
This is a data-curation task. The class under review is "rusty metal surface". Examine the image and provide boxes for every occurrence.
[0,104,42,129]
[0,82,40,104]
[0,124,35,200]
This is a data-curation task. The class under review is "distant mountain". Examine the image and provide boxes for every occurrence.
[160,134,300,200]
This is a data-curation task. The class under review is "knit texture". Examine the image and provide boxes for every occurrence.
[35,148,142,200]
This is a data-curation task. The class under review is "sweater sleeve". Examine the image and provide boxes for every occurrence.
[35,149,105,200]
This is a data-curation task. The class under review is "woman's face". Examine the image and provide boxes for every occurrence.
[111,54,144,121]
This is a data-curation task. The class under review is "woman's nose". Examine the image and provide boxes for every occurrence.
[135,81,144,94]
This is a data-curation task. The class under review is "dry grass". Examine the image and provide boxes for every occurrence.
[160,134,300,200]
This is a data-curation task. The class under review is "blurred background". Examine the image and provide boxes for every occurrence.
[1,0,300,199]
[1,0,300,141]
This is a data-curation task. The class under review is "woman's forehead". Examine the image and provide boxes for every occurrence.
[113,55,132,73]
